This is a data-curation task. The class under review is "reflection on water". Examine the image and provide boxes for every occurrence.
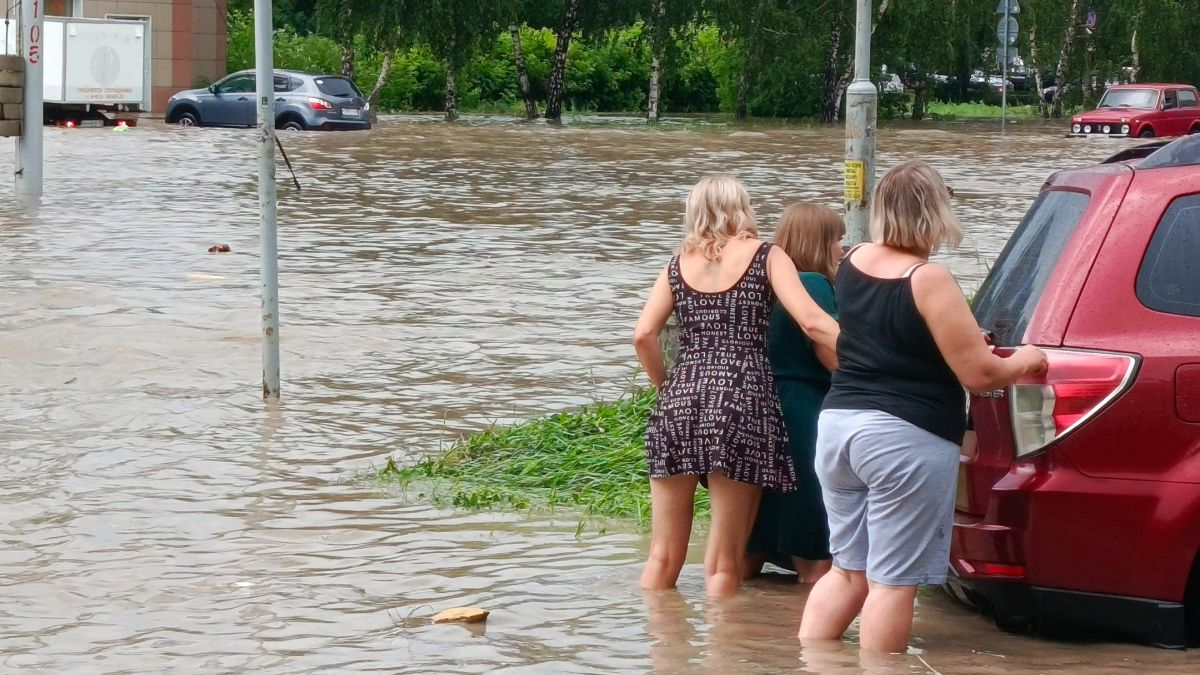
[0,115,1194,672]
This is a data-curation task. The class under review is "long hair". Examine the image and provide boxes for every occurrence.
[869,160,963,254]
[773,202,844,281]
[680,175,758,261]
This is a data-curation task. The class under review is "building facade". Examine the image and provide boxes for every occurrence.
[46,0,226,111]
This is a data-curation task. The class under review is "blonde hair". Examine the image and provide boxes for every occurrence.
[681,175,759,261]
[869,160,963,254]
[773,202,844,281]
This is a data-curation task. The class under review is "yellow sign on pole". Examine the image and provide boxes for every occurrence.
[844,160,865,204]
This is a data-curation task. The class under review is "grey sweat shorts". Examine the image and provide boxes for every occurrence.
[815,408,959,586]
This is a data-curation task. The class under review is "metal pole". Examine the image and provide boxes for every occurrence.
[1002,5,1009,134]
[844,0,876,245]
[15,0,42,196]
[254,0,280,400]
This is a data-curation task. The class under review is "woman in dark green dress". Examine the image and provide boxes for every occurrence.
[745,203,844,583]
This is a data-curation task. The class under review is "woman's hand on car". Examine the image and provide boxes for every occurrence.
[1014,344,1048,377]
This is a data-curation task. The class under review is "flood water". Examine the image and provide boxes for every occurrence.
[1,115,1195,673]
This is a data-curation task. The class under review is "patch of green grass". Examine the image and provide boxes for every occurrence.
[379,388,710,527]
[926,101,1040,119]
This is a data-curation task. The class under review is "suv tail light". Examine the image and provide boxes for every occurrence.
[1010,349,1138,457]
[307,98,333,110]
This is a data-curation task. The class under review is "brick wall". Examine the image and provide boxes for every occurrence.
[82,0,226,112]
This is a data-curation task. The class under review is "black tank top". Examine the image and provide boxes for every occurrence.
[822,248,967,443]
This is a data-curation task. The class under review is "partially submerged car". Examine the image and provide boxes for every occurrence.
[165,70,371,131]
[947,134,1200,648]
[1069,83,1200,138]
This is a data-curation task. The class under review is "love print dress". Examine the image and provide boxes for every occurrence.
[644,242,797,492]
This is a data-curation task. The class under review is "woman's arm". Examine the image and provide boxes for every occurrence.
[911,264,1046,391]
[632,267,674,389]
[767,248,840,353]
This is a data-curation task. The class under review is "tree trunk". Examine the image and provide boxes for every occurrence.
[1129,27,1139,83]
[1082,29,1098,110]
[735,1,769,120]
[820,1,845,123]
[545,0,580,122]
[1029,25,1048,118]
[368,49,394,123]
[1051,0,1081,119]
[510,25,538,120]
[910,79,927,121]
[646,0,665,124]
[341,44,355,80]
[445,60,459,122]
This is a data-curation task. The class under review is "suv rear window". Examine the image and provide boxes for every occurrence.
[314,77,361,98]
[1136,194,1200,317]
[973,190,1091,345]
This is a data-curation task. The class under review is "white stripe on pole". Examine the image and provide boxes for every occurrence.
[15,0,43,197]
[254,0,281,399]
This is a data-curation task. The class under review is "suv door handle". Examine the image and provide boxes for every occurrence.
[276,97,285,102]
[237,96,249,101]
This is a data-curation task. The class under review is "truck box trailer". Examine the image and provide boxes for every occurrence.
[3,16,149,126]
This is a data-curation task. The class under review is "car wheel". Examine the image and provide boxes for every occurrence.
[177,112,200,127]
[280,119,305,131]
[1189,124,1200,136]
[1139,127,1156,138]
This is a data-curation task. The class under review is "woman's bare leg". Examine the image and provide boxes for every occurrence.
[741,554,767,581]
[858,582,917,653]
[641,474,699,590]
[797,566,869,640]
[704,473,762,597]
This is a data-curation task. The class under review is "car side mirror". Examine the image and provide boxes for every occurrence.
[208,85,216,95]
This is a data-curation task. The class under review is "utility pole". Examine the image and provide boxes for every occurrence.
[15,0,42,196]
[843,0,877,245]
[996,0,1021,134]
[255,0,281,400]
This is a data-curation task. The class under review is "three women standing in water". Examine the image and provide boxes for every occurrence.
[633,163,1047,652]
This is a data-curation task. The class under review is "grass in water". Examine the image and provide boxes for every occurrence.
[925,101,1040,119]
[379,388,710,527]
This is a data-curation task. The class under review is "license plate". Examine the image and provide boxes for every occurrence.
[80,119,103,128]
[342,108,359,117]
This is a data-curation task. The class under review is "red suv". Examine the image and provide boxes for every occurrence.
[947,135,1200,648]
[1070,83,1200,138]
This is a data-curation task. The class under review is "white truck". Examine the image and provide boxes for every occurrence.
[2,16,149,127]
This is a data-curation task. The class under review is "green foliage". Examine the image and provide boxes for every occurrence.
[379,389,709,526]
[229,0,1200,118]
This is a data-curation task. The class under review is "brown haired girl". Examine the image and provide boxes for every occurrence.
[744,203,843,584]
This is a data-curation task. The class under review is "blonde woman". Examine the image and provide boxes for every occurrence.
[633,176,840,598]
[797,161,1046,651]
[744,203,844,584]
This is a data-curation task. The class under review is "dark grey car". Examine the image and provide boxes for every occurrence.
[165,69,371,131]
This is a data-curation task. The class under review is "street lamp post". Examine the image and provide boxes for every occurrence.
[844,0,877,245]
[15,0,42,197]
[254,0,281,400]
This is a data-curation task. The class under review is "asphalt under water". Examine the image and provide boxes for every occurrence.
[0,115,1195,673]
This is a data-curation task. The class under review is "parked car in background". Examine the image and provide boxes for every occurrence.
[947,135,1200,648]
[165,70,371,131]
[1069,83,1200,138]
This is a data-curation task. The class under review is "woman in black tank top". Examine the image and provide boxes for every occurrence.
[797,161,1046,653]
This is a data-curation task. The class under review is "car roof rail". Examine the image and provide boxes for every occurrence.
[1101,141,1169,164]
[1137,134,1200,170]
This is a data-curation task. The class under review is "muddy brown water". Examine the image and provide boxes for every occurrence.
[0,115,1195,673]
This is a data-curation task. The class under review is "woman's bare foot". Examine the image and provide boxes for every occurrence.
[791,557,833,584]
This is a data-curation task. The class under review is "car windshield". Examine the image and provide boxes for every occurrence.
[315,77,362,99]
[1097,88,1158,109]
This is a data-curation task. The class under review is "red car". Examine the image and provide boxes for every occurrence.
[947,135,1200,648]
[1070,83,1200,138]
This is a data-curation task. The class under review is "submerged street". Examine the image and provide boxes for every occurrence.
[1,117,1194,672]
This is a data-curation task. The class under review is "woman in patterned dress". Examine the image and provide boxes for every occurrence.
[633,176,842,597]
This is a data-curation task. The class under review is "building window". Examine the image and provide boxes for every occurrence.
[47,0,83,17]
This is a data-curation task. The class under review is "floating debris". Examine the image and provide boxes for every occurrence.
[432,607,489,624]
[208,244,231,253]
